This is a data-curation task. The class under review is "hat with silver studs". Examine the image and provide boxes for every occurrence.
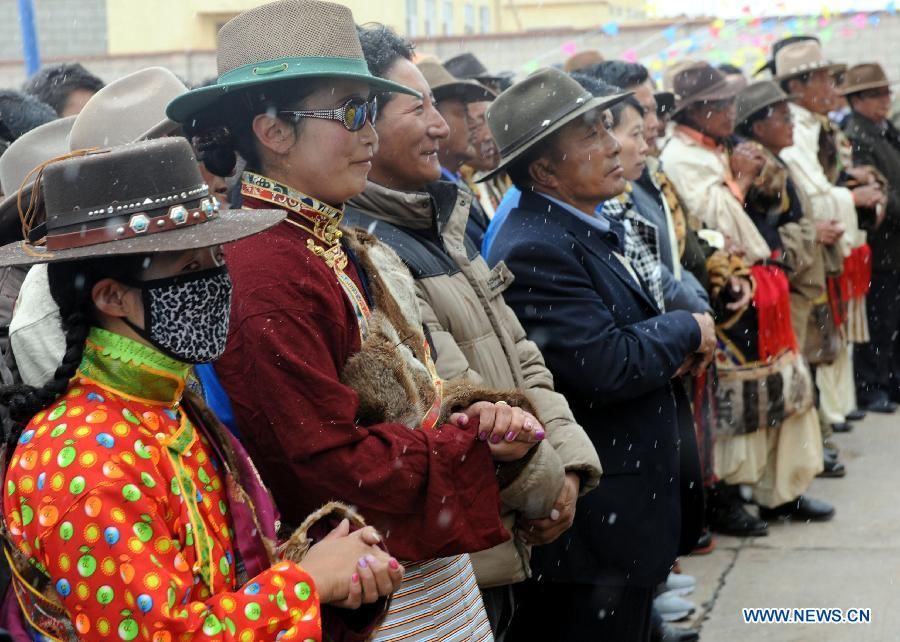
[0,137,284,267]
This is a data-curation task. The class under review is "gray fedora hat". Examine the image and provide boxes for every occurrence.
[480,67,630,182]
[0,67,192,244]
[417,58,495,104]
[167,0,419,124]
[68,66,187,150]
[444,52,513,85]
[0,138,284,267]
[0,117,74,244]
[735,80,790,127]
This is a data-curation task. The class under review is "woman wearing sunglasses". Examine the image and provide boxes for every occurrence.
[168,1,542,640]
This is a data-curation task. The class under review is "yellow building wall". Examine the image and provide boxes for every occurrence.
[495,0,645,32]
[105,0,501,55]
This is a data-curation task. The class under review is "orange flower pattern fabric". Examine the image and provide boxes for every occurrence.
[3,328,322,641]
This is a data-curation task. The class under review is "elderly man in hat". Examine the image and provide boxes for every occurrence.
[485,67,713,642]
[777,40,889,432]
[660,62,814,535]
[841,63,900,411]
[348,26,602,640]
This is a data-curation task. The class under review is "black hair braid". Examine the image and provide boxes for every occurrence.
[0,312,88,445]
[0,254,148,446]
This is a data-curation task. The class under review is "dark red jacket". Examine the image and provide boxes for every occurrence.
[216,198,506,561]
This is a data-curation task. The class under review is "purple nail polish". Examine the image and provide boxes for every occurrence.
[478,431,487,441]
[490,434,502,444]
[535,429,546,441]
[505,431,516,442]
[358,556,369,568]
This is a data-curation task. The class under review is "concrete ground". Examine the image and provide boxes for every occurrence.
[676,410,900,642]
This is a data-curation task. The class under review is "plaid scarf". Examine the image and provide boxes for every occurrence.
[601,197,666,311]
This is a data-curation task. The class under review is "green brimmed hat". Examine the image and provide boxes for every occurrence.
[167,0,419,124]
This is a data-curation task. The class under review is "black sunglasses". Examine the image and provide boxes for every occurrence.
[279,96,378,132]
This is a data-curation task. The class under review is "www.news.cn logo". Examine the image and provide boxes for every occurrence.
[742,608,872,624]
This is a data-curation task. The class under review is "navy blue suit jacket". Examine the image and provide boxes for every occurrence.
[488,190,703,587]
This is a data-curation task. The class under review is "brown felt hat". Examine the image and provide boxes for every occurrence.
[735,80,790,127]
[839,63,895,95]
[444,52,513,85]
[480,67,630,181]
[167,0,419,124]
[672,62,745,115]
[417,58,496,103]
[0,138,284,267]
[773,39,845,81]
[564,50,605,73]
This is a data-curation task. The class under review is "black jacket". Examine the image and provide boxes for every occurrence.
[843,112,900,271]
[488,190,703,588]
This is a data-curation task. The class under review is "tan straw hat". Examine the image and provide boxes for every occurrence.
[167,0,419,124]
[480,67,629,181]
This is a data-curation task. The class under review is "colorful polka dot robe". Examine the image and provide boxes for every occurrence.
[3,328,322,641]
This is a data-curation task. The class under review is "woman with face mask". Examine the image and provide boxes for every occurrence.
[0,138,402,642]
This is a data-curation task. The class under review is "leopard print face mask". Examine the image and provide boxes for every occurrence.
[124,265,233,364]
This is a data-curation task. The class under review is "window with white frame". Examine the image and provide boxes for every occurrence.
[406,0,418,36]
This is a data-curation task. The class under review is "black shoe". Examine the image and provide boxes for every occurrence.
[817,458,846,478]
[824,446,839,461]
[861,397,897,414]
[708,502,768,537]
[846,408,867,422]
[759,495,835,522]
[831,422,853,433]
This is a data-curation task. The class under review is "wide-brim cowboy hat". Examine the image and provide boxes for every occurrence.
[0,117,74,245]
[69,67,188,150]
[417,58,496,103]
[0,67,192,243]
[753,35,820,78]
[444,52,514,86]
[773,39,845,82]
[0,138,283,268]
[735,80,792,126]
[479,67,630,182]
[839,62,897,95]
[671,62,746,116]
[167,0,419,124]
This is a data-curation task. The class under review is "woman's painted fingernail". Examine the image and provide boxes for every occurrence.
[351,573,360,583]
[365,554,377,566]
[524,420,534,431]
[478,431,487,441]
[490,434,502,444]
[457,415,468,426]
[535,429,546,441]
[505,431,516,442]
[389,558,400,570]
[358,557,369,568]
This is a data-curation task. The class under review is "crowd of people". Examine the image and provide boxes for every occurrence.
[0,1,894,640]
